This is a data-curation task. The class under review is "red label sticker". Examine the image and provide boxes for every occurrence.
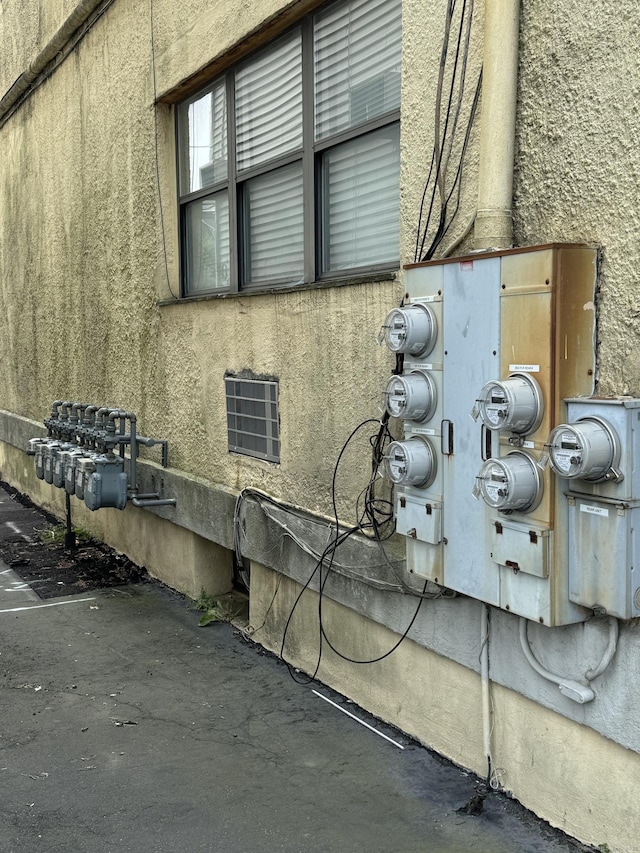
[459,260,474,271]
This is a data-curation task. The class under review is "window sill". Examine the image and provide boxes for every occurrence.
[157,269,399,307]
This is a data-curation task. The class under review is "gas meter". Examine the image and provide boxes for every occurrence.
[472,373,543,434]
[545,418,621,482]
[385,370,437,422]
[84,455,128,511]
[383,303,437,357]
[474,451,542,512]
[384,436,437,489]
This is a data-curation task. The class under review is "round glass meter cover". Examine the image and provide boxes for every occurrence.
[483,463,507,506]
[384,303,437,357]
[484,387,507,428]
[552,431,581,475]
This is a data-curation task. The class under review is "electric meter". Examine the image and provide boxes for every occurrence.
[474,451,542,512]
[385,370,437,422]
[384,436,437,488]
[383,303,437,357]
[473,373,543,434]
[546,418,620,482]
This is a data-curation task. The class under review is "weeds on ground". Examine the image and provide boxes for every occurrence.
[195,588,246,626]
[37,524,94,547]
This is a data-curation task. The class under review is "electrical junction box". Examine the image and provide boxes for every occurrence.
[553,397,640,619]
[384,245,598,625]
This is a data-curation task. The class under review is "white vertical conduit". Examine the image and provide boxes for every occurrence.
[474,0,521,250]
[480,605,492,781]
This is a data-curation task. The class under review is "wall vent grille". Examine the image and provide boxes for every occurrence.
[225,377,280,463]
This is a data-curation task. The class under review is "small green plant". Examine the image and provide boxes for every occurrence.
[195,588,216,612]
[195,589,246,627]
[598,844,612,853]
[38,524,93,546]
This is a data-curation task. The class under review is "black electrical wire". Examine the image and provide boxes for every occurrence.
[414,0,480,263]
[415,0,460,261]
[422,67,483,260]
[150,0,179,300]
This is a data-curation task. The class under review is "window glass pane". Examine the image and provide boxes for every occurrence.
[321,124,399,272]
[236,31,303,171]
[179,81,227,195]
[184,192,230,292]
[314,0,401,140]
[243,162,304,286]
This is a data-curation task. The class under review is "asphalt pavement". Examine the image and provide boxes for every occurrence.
[0,486,591,853]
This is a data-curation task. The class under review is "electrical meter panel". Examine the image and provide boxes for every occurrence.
[547,397,640,619]
[383,245,600,625]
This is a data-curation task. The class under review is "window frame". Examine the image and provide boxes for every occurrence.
[176,0,401,298]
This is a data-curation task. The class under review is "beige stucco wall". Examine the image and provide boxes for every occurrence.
[2,2,640,850]
[0,0,399,525]
[514,1,640,396]
[3,0,639,518]
[0,0,79,94]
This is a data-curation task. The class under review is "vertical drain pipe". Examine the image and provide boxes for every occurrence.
[474,0,521,250]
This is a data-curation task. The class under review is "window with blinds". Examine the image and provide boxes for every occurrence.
[176,0,400,297]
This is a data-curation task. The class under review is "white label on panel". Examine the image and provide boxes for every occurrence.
[580,504,609,517]
[521,440,535,449]
[509,364,540,373]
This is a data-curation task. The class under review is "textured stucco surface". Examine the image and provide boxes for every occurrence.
[514,1,640,394]
[2,2,640,850]
[0,0,78,94]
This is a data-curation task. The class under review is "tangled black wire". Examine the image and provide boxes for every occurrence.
[414,0,482,263]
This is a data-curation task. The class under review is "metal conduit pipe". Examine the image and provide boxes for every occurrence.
[59,401,74,422]
[0,0,107,124]
[480,606,493,783]
[585,616,619,682]
[131,495,177,508]
[82,405,99,425]
[70,401,89,424]
[94,407,114,429]
[474,0,521,250]
[50,401,65,419]
[519,618,596,704]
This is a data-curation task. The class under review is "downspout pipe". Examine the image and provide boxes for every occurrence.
[474,0,521,250]
[0,0,107,124]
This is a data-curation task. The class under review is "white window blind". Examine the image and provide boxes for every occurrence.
[314,0,401,141]
[321,125,400,271]
[235,31,303,172]
[181,81,227,194]
[244,163,304,285]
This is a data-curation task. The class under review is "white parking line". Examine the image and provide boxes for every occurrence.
[0,598,96,614]
[312,689,405,749]
[4,521,34,542]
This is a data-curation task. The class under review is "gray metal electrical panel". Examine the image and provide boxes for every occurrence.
[384,245,600,626]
